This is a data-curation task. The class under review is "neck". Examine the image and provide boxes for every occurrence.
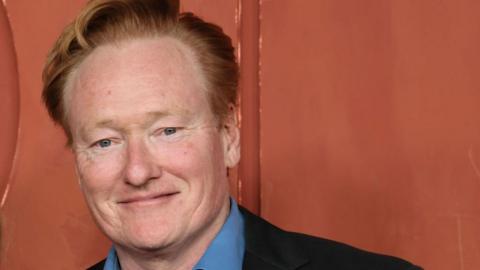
[115,199,231,270]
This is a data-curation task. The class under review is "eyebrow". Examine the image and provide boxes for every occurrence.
[81,109,191,136]
[95,111,173,129]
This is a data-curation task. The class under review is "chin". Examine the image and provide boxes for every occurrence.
[121,232,176,253]
[129,240,171,252]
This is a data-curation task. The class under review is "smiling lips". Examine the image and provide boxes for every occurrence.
[118,192,180,205]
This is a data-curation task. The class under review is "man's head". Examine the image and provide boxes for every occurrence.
[43,0,238,145]
[42,0,240,260]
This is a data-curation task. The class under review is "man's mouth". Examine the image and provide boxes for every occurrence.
[117,191,180,205]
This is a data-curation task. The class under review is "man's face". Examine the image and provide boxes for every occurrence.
[65,37,239,252]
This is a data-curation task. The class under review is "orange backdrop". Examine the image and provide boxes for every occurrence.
[2,1,480,269]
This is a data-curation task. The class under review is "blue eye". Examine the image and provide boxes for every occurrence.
[97,139,112,148]
[163,127,177,136]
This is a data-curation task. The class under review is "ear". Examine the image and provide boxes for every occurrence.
[221,104,241,168]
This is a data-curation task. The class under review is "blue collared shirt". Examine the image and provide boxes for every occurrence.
[104,199,245,270]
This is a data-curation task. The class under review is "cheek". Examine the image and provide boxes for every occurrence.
[164,143,207,177]
[75,149,125,193]
[165,136,226,184]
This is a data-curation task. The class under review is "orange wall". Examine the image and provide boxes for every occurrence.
[2,1,479,269]
[259,1,480,269]
[1,1,108,268]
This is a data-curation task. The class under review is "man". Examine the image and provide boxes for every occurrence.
[42,0,422,269]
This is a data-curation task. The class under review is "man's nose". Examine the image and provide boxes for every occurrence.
[124,139,161,187]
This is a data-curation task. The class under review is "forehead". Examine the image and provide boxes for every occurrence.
[64,37,210,125]
[67,36,206,98]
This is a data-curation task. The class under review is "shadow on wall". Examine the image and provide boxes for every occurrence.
[0,0,20,210]
[0,0,19,266]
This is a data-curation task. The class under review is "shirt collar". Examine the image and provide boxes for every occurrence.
[193,198,245,270]
[104,247,120,270]
[103,198,245,270]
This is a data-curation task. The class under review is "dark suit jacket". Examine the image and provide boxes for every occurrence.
[88,207,422,270]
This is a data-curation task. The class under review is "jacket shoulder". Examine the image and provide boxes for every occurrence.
[287,231,420,270]
[240,207,422,270]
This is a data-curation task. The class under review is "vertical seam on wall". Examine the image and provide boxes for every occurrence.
[237,0,261,215]
[235,0,243,208]
[257,0,263,217]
